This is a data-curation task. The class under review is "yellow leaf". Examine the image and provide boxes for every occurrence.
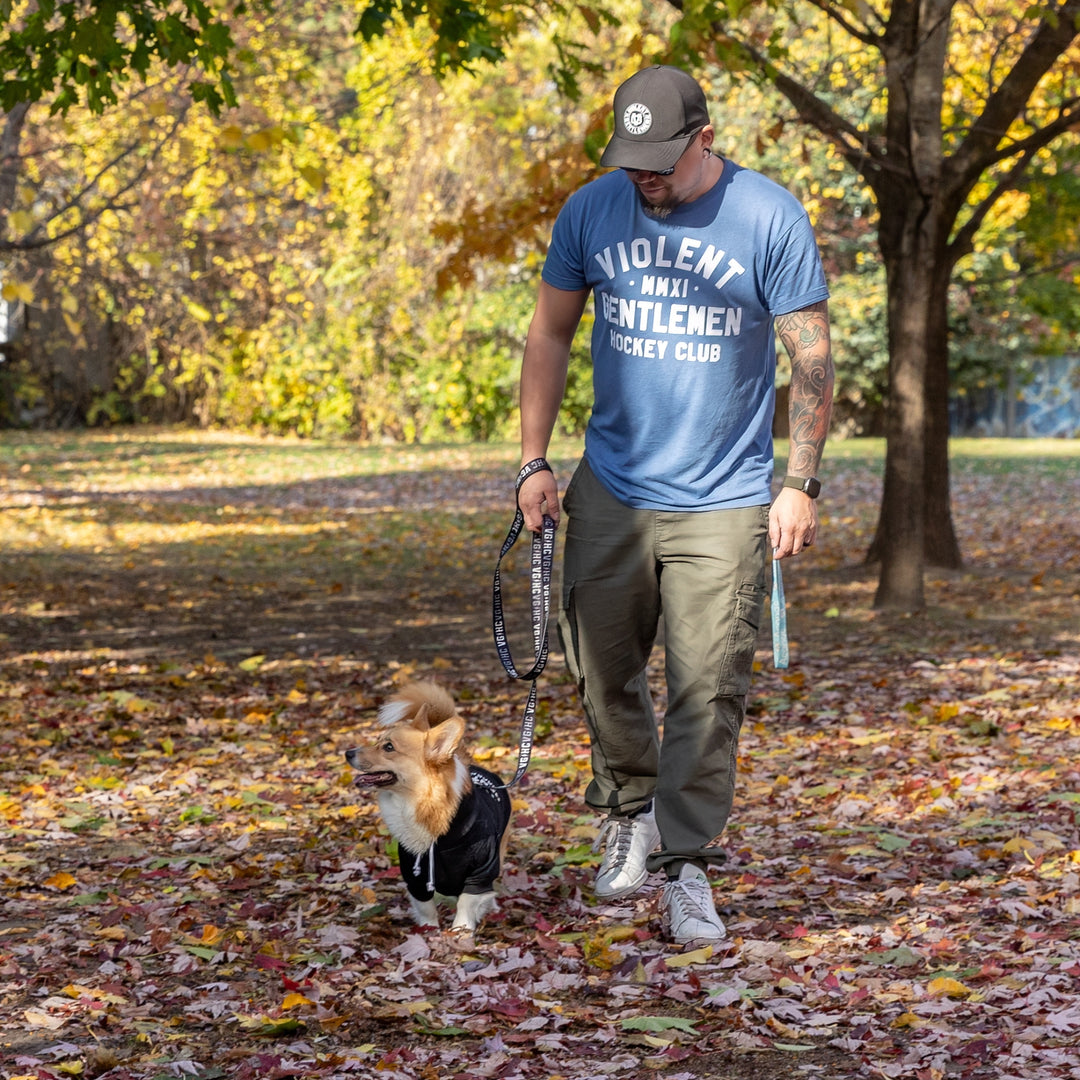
[891,1011,923,1028]
[299,165,326,191]
[282,992,315,1009]
[927,976,970,998]
[8,209,35,234]
[62,312,84,338]
[220,124,244,149]
[201,925,225,945]
[24,1009,66,1030]
[665,944,714,967]
[245,130,274,151]
[44,872,78,890]
[62,984,127,1004]
[1003,837,1036,854]
[56,1061,83,1075]
[583,935,621,969]
[372,1000,434,1018]
[2,280,34,304]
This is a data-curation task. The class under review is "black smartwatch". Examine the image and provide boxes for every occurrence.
[782,475,821,499]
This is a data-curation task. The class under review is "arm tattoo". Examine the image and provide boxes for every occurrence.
[775,300,834,478]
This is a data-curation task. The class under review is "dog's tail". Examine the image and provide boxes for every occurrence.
[378,681,459,727]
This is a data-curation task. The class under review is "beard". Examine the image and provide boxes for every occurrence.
[642,202,673,220]
[636,189,674,219]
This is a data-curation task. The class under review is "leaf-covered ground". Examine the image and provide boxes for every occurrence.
[2,431,1079,1080]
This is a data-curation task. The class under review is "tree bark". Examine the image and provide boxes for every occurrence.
[922,294,963,568]
[872,234,932,609]
[0,103,30,233]
[865,254,963,572]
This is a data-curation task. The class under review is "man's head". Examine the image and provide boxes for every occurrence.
[600,65,711,174]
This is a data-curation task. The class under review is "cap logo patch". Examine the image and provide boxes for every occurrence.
[623,102,652,136]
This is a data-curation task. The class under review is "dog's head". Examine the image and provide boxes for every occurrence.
[344,702,466,794]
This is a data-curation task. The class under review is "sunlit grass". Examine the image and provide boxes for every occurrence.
[5,429,1075,494]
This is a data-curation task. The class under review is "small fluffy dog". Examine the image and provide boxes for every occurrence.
[344,681,512,931]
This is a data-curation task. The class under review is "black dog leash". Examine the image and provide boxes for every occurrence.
[492,457,556,788]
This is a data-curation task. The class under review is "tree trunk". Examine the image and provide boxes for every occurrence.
[872,244,931,610]
[922,297,963,568]
[0,103,31,232]
[866,256,963,573]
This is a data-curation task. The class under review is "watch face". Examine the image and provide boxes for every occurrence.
[785,475,820,498]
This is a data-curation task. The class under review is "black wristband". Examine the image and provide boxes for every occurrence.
[516,457,553,491]
[782,475,821,499]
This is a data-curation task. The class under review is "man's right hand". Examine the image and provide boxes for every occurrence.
[518,468,560,533]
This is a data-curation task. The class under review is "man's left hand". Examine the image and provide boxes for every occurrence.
[769,486,818,558]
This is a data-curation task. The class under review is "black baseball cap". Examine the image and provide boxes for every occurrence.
[600,65,710,173]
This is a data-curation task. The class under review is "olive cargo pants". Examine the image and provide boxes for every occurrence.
[558,458,768,874]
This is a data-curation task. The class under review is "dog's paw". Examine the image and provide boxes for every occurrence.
[452,890,497,931]
[409,896,440,928]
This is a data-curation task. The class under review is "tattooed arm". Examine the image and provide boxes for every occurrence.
[770,300,834,558]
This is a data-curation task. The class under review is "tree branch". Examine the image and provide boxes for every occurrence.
[948,146,1036,264]
[739,38,905,183]
[803,0,886,46]
[0,103,31,224]
[948,0,1080,189]
[0,105,189,254]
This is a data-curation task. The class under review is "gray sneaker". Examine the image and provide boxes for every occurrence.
[592,807,661,899]
[660,865,726,944]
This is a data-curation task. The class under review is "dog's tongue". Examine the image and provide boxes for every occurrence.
[354,772,395,788]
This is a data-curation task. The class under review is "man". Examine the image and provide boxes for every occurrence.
[517,65,833,944]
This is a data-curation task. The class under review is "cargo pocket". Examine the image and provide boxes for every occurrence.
[557,582,583,691]
[561,459,583,516]
[715,580,766,698]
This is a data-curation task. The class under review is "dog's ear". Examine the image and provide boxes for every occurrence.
[424,714,465,764]
[410,703,432,732]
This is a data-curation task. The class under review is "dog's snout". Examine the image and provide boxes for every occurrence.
[345,748,359,767]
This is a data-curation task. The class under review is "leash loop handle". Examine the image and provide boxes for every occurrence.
[771,551,789,669]
[492,459,555,788]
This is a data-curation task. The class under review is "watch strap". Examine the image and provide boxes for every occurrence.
[782,475,821,499]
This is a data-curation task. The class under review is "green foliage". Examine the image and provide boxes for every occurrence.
[356,0,503,73]
[0,0,250,115]
[951,135,1080,396]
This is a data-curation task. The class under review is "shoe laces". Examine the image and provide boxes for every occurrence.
[592,816,635,860]
[664,875,715,920]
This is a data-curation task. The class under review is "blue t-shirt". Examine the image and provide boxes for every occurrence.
[542,162,829,510]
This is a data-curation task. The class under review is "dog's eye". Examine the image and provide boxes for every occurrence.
[381,740,395,753]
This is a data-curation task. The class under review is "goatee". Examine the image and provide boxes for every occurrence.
[637,191,673,219]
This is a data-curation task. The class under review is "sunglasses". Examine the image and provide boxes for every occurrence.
[620,128,704,177]
[622,162,678,177]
